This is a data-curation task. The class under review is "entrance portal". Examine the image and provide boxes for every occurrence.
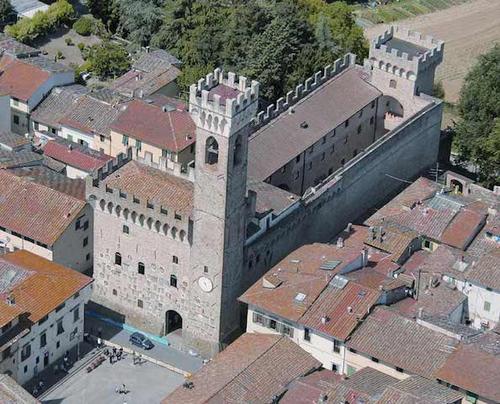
[165,310,182,335]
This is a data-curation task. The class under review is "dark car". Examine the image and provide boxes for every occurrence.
[129,332,154,350]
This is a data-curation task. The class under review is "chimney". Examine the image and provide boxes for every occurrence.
[346,222,353,233]
[418,307,424,319]
[321,316,329,325]
[68,144,73,151]
[361,248,368,267]
[370,226,376,240]
[379,226,384,242]
[6,294,15,306]
[347,306,353,314]
[336,237,344,248]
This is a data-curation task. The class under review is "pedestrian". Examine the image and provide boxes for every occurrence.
[109,354,113,364]
[38,380,44,391]
[122,384,127,394]
[33,386,38,396]
[112,347,117,356]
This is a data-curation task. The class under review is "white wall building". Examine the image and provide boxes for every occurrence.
[0,251,93,385]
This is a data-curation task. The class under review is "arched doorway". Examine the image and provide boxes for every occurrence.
[165,310,182,335]
[450,179,464,195]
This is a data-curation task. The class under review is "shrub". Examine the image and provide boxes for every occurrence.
[77,42,85,51]
[86,41,131,79]
[56,49,64,59]
[73,16,93,36]
[5,0,74,43]
[65,37,73,46]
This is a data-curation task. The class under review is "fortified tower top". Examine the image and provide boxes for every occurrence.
[369,25,444,76]
[189,68,259,137]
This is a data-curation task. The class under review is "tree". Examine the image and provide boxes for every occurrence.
[454,45,500,187]
[5,0,74,43]
[0,0,13,24]
[73,16,94,36]
[86,41,131,79]
[115,0,164,46]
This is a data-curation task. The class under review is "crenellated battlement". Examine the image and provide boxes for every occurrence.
[189,68,259,118]
[370,26,444,76]
[253,53,356,130]
[88,148,133,186]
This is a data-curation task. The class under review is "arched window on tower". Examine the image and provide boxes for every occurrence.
[205,136,219,165]
[233,135,242,167]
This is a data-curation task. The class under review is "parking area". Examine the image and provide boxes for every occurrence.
[41,353,184,404]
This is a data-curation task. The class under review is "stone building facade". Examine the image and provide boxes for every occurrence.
[88,26,445,354]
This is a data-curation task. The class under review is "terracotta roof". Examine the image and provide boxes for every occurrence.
[248,66,381,181]
[164,333,320,404]
[440,208,486,250]
[364,223,418,263]
[43,138,112,172]
[0,55,50,102]
[110,65,180,97]
[0,131,30,150]
[8,166,86,200]
[109,97,195,152]
[300,281,381,341]
[31,85,89,129]
[280,369,341,404]
[347,307,458,379]
[0,170,86,245]
[0,250,92,323]
[466,248,500,290]
[366,178,441,226]
[325,367,399,403]
[59,93,127,136]
[378,375,464,404]
[435,332,500,402]
[240,229,368,322]
[101,161,193,214]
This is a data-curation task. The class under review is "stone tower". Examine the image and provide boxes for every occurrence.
[185,68,259,353]
[367,26,444,113]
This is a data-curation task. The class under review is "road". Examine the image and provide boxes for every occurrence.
[85,315,203,374]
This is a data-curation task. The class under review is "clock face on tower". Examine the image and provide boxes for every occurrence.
[198,276,213,293]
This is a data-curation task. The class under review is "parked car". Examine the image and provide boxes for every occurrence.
[129,332,154,350]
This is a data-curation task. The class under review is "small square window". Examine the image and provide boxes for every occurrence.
[296,155,301,163]
[137,299,143,308]
[56,341,60,349]
[24,365,28,373]
[371,357,379,363]
[269,319,277,329]
[138,262,145,275]
[484,301,491,312]
[389,79,397,88]
[13,115,19,125]
[83,220,89,230]
[333,340,340,353]
[332,363,338,373]
[112,289,117,296]
[172,256,179,264]
[357,125,362,134]
[344,119,349,128]
[371,100,375,109]
[370,116,374,125]
[174,213,182,220]
[321,135,326,144]
[304,327,311,341]
[100,135,105,142]
[83,237,88,247]
[122,225,129,234]
[330,145,335,154]
[86,253,90,261]
[115,252,122,265]
[204,266,208,273]
[122,135,129,146]
[396,367,404,373]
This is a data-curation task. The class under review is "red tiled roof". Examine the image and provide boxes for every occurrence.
[300,281,381,341]
[100,161,193,214]
[110,97,195,152]
[347,307,459,379]
[164,333,320,404]
[0,250,92,323]
[0,55,49,102]
[440,208,486,250]
[43,140,112,172]
[0,170,86,245]
[435,333,500,402]
[466,248,500,290]
[366,177,441,225]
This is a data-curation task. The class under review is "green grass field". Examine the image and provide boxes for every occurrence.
[356,0,472,24]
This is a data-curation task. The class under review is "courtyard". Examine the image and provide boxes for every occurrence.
[40,353,184,404]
